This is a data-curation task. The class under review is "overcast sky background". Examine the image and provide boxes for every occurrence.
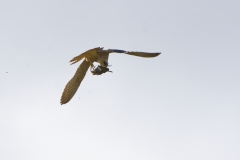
[1,0,240,160]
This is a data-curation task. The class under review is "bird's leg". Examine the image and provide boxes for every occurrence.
[103,61,108,67]
[90,64,95,71]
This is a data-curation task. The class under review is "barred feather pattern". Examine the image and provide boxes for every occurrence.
[60,60,90,105]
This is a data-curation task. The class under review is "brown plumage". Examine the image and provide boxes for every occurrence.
[60,60,90,105]
[60,47,161,105]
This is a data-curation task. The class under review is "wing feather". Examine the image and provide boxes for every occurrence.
[60,60,90,105]
[103,49,161,57]
[124,51,160,57]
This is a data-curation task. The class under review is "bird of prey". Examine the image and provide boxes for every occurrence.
[60,47,161,105]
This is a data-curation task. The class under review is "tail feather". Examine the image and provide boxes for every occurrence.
[70,53,86,65]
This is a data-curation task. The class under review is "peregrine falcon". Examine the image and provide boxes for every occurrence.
[60,47,161,105]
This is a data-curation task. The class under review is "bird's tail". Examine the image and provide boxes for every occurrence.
[70,47,103,65]
[70,53,86,65]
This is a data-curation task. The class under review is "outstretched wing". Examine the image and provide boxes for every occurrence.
[99,49,161,57]
[60,59,90,105]
[124,51,160,57]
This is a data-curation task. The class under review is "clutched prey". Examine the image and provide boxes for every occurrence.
[91,65,112,75]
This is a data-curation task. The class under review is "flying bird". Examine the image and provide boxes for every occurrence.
[60,47,161,105]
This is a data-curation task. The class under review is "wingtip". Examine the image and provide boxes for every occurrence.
[152,52,161,57]
[60,100,64,105]
[60,99,68,105]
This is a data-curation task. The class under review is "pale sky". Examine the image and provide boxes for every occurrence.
[1,0,240,160]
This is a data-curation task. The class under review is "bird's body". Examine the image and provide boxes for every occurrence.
[60,47,161,105]
[70,47,110,68]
